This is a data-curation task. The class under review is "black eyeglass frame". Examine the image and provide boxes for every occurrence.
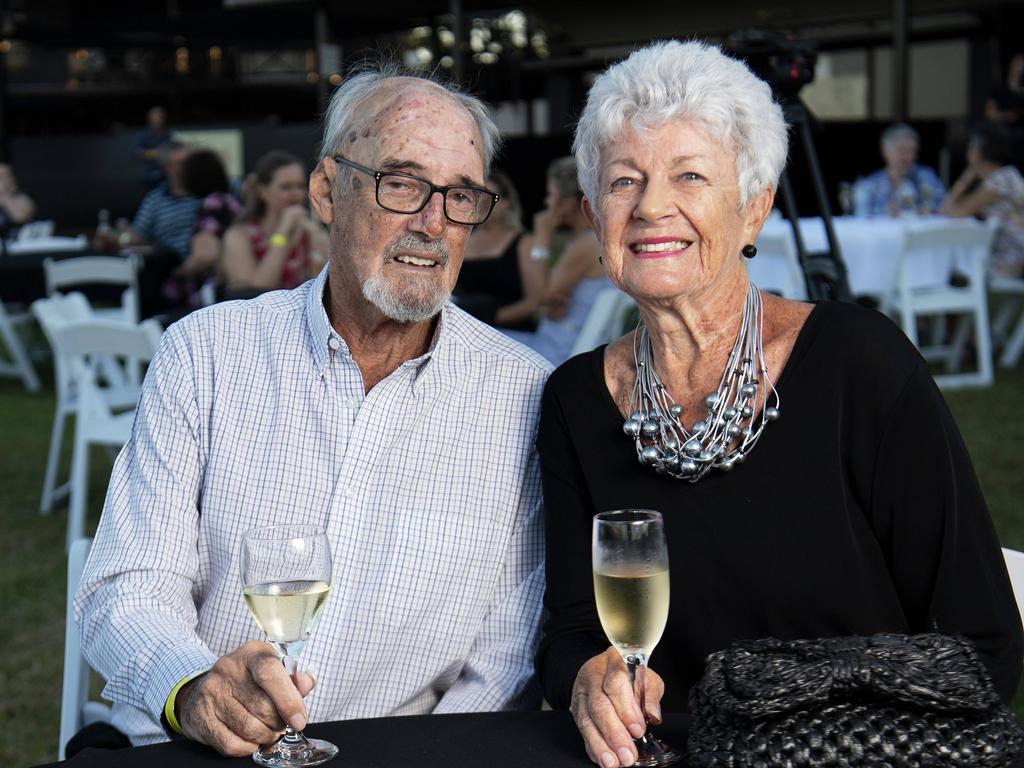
[332,154,499,225]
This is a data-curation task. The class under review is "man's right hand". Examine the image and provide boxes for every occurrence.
[570,646,665,768]
[176,641,314,757]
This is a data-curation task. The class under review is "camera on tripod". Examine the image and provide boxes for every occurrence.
[725,29,818,101]
[725,29,853,303]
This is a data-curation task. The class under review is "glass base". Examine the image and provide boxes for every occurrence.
[252,735,338,768]
[633,732,681,767]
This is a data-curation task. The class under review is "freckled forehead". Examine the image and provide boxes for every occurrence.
[347,84,485,178]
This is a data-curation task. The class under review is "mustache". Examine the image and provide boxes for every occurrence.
[383,234,450,266]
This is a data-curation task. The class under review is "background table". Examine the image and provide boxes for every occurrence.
[758,215,986,299]
[36,711,691,768]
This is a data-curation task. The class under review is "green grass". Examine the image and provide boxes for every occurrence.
[2,362,1022,767]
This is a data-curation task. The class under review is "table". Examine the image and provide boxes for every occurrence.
[35,711,691,768]
[0,247,177,319]
[758,215,987,299]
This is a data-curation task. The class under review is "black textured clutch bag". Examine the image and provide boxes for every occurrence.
[687,633,1024,767]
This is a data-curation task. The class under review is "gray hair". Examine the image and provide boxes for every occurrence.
[547,156,582,198]
[319,61,500,177]
[573,40,788,211]
[881,123,919,149]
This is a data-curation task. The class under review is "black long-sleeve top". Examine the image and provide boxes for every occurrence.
[536,300,1022,709]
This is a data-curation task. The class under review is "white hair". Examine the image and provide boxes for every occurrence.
[881,123,919,149]
[319,61,500,176]
[573,40,788,211]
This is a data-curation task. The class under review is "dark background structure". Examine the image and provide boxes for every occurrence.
[0,0,1022,226]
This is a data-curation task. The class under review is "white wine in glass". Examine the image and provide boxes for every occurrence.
[593,510,680,767]
[241,525,338,768]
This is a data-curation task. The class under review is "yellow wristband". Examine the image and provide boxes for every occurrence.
[270,233,288,248]
[164,671,206,735]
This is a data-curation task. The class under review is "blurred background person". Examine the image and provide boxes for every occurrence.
[0,163,36,231]
[134,106,174,191]
[985,53,1024,127]
[942,124,1024,278]
[221,150,327,293]
[160,149,242,311]
[505,156,609,365]
[853,123,945,216]
[123,143,200,261]
[455,169,546,331]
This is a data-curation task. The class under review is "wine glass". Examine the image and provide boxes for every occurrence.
[241,525,338,767]
[593,510,680,767]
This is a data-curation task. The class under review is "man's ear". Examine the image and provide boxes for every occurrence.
[582,196,602,241]
[310,159,334,226]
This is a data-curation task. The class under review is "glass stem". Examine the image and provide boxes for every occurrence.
[625,654,650,736]
[279,653,305,744]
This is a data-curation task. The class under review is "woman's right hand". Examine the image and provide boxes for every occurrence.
[570,647,665,768]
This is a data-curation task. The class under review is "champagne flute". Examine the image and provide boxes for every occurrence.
[241,524,337,767]
[593,510,680,767]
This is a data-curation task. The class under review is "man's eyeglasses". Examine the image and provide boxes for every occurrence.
[332,155,499,226]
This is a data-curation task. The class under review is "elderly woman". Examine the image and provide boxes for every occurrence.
[536,40,1022,768]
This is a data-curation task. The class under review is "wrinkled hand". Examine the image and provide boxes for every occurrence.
[176,641,315,757]
[570,647,664,768]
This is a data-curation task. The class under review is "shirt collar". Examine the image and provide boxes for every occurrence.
[305,265,452,391]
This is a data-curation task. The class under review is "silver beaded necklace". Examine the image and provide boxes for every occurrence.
[623,282,780,482]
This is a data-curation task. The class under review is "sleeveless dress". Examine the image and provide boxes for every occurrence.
[454,233,536,331]
[244,222,311,290]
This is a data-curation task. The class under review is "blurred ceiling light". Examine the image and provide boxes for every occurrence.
[438,28,455,48]
[209,46,222,60]
[439,55,454,69]
[0,39,13,54]
[306,71,319,83]
[328,73,342,86]
[175,46,189,74]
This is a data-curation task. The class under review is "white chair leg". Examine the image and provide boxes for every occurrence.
[41,409,68,514]
[1001,309,1024,368]
[948,314,973,373]
[900,305,920,349]
[974,298,994,387]
[0,314,41,392]
[68,433,90,552]
[991,298,1019,348]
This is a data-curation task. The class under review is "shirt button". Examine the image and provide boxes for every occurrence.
[328,337,341,351]
[344,485,357,499]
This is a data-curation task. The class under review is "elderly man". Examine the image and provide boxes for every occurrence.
[853,123,945,217]
[75,65,551,757]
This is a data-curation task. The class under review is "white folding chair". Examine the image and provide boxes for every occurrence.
[570,288,637,357]
[46,318,162,549]
[990,275,1024,369]
[751,230,808,300]
[59,537,112,760]
[1002,548,1024,628]
[0,298,41,392]
[32,294,142,515]
[886,220,997,389]
[43,255,141,324]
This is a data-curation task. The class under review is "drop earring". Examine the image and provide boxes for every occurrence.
[742,244,757,259]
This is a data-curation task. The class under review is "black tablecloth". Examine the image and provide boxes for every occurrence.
[37,711,690,768]
[0,248,177,319]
